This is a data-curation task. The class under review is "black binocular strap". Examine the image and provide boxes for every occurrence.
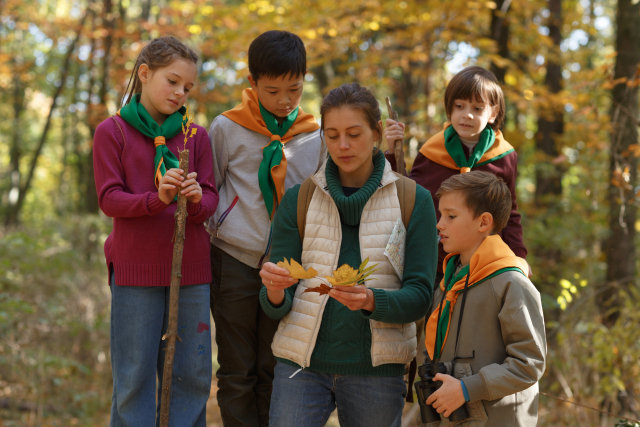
[451,273,473,376]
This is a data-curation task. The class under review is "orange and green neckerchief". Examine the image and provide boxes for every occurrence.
[425,235,529,360]
[117,93,187,190]
[419,123,515,173]
[222,88,319,219]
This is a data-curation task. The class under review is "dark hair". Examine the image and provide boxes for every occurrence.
[444,66,505,130]
[122,36,199,106]
[436,171,511,234]
[320,83,382,152]
[248,30,306,80]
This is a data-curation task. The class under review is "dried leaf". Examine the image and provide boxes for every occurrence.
[276,258,318,279]
[325,258,380,286]
[303,283,333,295]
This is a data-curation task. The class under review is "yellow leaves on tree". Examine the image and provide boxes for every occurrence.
[277,258,318,279]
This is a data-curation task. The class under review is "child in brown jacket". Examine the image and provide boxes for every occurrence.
[418,171,546,427]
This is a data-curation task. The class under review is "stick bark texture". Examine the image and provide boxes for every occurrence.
[385,97,405,174]
[159,150,189,427]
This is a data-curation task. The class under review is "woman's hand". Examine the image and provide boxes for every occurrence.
[329,285,376,312]
[260,262,299,306]
[180,171,202,204]
[425,374,466,417]
[158,168,184,204]
[384,118,406,152]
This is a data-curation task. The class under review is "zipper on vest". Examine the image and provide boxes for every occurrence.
[215,196,239,237]
[289,368,303,378]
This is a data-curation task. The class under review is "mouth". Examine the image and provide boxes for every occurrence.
[168,99,179,106]
[337,155,355,162]
[439,234,448,242]
[459,123,473,128]
[277,108,292,114]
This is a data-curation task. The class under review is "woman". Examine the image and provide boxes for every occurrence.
[258,83,438,426]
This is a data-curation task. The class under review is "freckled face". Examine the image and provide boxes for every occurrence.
[248,73,304,119]
[139,58,197,122]
[449,98,498,141]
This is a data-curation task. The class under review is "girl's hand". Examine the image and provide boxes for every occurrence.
[329,285,376,312]
[260,262,299,306]
[425,374,466,417]
[158,168,184,204]
[384,118,406,152]
[180,172,202,203]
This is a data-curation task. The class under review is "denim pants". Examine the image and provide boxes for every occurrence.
[270,361,407,427]
[109,274,212,427]
[209,244,280,427]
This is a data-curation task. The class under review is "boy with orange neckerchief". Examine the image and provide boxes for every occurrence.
[206,30,325,426]
[418,171,546,427]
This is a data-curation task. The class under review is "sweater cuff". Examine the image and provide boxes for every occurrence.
[461,373,491,402]
[147,193,169,216]
[259,285,292,320]
[187,200,202,216]
[360,288,389,321]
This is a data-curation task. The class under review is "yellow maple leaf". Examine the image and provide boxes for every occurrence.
[276,258,317,279]
[325,264,360,286]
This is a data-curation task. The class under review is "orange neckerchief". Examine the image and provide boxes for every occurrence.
[425,235,528,360]
[222,88,319,210]
[419,123,514,173]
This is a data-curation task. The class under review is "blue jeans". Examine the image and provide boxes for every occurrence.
[109,274,212,427]
[270,361,406,427]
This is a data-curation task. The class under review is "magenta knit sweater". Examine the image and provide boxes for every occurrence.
[93,115,219,287]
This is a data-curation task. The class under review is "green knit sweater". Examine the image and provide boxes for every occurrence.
[259,151,438,376]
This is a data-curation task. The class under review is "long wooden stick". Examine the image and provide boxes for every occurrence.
[385,97,405,174]
[159,150,189,427]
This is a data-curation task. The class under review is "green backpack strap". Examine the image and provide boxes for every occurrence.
[393,172,416,229]
[297,177,316,243]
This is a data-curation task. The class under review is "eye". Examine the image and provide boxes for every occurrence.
[168,79,176,84]
[290,88,298,92]
[268,91,277,95]
[327,135,338,140]
[184,88,190,93]
[449,215,456,219]
[349,134,360,138]
[455,104,462,108]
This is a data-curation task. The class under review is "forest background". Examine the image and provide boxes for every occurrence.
[1,0,640,425]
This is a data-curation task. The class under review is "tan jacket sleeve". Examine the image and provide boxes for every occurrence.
[462,275,547,402]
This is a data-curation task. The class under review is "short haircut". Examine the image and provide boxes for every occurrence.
[444,66,505,130]
[248,31,306,80]
[436,171,511,234]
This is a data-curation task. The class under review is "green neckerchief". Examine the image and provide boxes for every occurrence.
[444,125,495,170]
[258,102,299,218]
[119,94,187,190]
[433,256,526,360]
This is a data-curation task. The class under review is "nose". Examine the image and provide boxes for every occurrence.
[338,135,350,150]
[436,217,445,231]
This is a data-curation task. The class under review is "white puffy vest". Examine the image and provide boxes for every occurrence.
[271,159,417,368]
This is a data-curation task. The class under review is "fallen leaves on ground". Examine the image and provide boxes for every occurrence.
[276,258,318,279]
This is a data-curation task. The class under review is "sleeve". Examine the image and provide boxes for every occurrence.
[258,185,302,320]
[93,120,169,218]
[462,276,547,402]
[500,153,527,258]
[187,126,220,224]
[360,185,437,323]
[317,134,328,172]
[209,117,229,192]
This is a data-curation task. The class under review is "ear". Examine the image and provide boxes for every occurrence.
[247,75,258,90]
[487,105,499,124]
[478,212,494,234]
[138,64,150,84]
[375,120,383,142]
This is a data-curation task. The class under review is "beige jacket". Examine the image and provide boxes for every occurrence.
[425,270,546,427]
[270,158,417,368]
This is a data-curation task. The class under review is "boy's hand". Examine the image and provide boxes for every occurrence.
[384,118,406,152]
[158,168,184,204]
[180,172,202,204]
[260,262,299,307]
[329,285,376,312]
[426,374,466,418]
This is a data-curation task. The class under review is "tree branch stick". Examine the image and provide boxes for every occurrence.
[159,150,189,427]
[385,97,405,174]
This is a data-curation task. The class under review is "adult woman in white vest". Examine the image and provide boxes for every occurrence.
[258,83,438,426]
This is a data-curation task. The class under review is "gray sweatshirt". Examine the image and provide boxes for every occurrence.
[206,114,326,268]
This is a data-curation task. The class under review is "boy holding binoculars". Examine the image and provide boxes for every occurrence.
[418,171,546,426]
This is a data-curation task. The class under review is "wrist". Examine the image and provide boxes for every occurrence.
[362,288,376,311]
[267,289,285,307]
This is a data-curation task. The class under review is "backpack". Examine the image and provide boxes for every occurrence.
[296,172,416,242]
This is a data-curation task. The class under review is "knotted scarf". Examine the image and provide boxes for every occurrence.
[222,88,319,218]
[425,235,529,360]
[419,123,514,173]
[117,93,187,188]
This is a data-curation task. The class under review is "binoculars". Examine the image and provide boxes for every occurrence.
[414,362,470,424]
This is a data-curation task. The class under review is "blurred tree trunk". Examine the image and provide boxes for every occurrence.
[601,0,640,327]
[535,0,564,205]
[489,0,511,84]
[5,51,25,226]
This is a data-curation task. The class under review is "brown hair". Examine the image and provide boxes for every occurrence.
[444,66,505,130]
[320,83,382,153]
[435,171,511,234]
[121,36,199,106]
